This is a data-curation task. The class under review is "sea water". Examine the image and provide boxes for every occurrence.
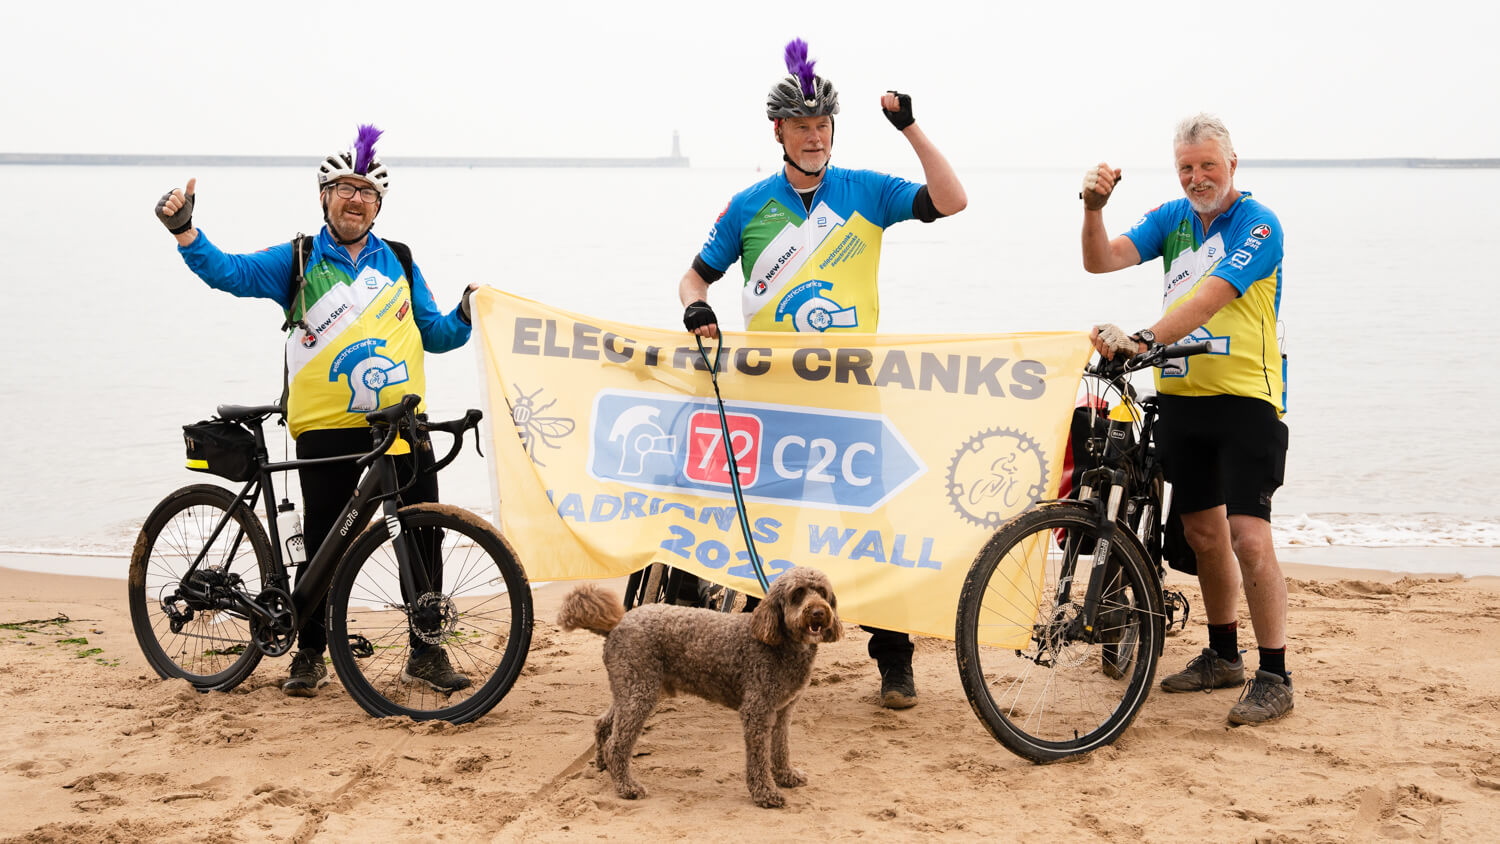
[1,163,1495,576]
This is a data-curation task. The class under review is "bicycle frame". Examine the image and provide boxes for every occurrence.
[174,409,437,643]
[1058,343,1211,638]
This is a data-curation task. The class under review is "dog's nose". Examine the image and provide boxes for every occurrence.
[808,606,828,625]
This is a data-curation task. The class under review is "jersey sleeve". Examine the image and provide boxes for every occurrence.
[1211,209,1284,295]
[1122,205,1173,265]
[178,230,297,307]
[874,172,924,227]
[407,261,472,354]
[695,197,743,275]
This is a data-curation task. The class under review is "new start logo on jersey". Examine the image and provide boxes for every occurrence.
[589,391,923,512]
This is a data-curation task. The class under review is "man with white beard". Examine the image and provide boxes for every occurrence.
[1082,113,1293,726]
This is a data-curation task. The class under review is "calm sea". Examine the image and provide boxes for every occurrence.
[1,163,1495,576]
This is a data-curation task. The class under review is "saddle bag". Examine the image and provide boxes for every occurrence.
[183,419,257,482]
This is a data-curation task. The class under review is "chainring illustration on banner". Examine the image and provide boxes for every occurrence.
[945,427,1049,529]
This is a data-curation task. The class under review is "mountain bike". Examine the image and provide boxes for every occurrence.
[954,341,1209,762]
[128,394,533,724]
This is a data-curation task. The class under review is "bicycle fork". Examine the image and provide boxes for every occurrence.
[384,500,451,649]
[1071,474,1127,644]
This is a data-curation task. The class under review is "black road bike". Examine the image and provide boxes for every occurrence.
[128,394,533,724]
[954,342,1209,762]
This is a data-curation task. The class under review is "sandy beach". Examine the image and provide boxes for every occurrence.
[1,552,1497,843]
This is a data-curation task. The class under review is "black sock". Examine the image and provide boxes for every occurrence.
[1208,622,1240,663]
[1258,646,1288,681]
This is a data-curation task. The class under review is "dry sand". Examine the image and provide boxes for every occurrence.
[1,553,1497,843]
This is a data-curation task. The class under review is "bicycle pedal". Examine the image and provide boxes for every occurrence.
[348,634,375,659]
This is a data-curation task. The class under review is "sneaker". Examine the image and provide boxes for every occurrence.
[282,649,328,697]
[1228,670,1294,726]
[1160,647,1245,693]
[878,663,918,709]
[402,648,472,693]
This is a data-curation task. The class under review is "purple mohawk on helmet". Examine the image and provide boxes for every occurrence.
[783,39,816,99]
[352,124,383,176]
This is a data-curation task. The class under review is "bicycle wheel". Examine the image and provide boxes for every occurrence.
[326,503,532,723]
[128,484,274,691]
[955,501,1163,762]
[628,562,669,608]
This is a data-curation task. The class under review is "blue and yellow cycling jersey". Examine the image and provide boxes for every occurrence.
[1124,192,1286,414]
[697,166,924,333]
[179,228,470,438]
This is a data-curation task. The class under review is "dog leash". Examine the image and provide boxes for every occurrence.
[695,334,772,595]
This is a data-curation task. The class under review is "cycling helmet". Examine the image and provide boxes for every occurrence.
[316,124,390,196]
[766,39,839,120]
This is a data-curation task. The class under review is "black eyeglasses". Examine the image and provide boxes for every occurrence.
[329,183,380,202]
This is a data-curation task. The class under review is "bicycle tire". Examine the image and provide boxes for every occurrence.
[128,484,275,691]
[955,501,1163,763]
[642,562,668,605]
[326,503,532,723]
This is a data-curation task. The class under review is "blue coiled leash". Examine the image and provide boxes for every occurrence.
[695,334,771,595]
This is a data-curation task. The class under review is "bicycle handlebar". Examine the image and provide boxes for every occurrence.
[1089,340,1212,379]
[423,408,485,474]
[357,394,484,474]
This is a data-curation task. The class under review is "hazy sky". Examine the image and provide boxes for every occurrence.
[3,1,1495,169]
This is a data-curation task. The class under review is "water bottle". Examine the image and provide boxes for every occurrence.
[277,499,306,567]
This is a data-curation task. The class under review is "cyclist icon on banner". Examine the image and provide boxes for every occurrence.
[330,338,410,412]
[775,279,858,332]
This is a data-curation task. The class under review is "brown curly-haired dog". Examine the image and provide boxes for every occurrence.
[557,566,840,808]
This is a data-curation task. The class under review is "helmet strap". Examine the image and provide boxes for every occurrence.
[782,153,826,179]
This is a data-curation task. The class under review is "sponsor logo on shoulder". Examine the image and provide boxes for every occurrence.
[301,331,317,349]
[1133,204,1163,227]
[754,280,768,296]
[1251,223,1272,239]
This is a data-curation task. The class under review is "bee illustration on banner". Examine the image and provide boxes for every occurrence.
[510,385,576,466]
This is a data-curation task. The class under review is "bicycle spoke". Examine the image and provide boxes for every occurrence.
[327,503,531,723]
[130,486,272,691]
[956,503,1161,762]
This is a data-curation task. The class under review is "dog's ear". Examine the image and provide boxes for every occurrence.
[821,585,842,642]
[822,602,842,643]
[750,590,784,646]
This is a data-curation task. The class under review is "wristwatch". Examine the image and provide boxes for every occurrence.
[1131,329,1161,350]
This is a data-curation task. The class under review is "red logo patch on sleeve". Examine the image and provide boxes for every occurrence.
[1250,223,1272,239]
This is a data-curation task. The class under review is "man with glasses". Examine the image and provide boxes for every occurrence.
[154,125,480,698]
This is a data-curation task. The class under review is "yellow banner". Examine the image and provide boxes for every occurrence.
[473,289,1091,641]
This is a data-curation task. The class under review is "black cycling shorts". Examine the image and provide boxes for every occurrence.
[1154,394,1287,521]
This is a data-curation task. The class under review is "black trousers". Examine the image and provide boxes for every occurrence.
[293,427,438,653]
[863,626,913,669]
